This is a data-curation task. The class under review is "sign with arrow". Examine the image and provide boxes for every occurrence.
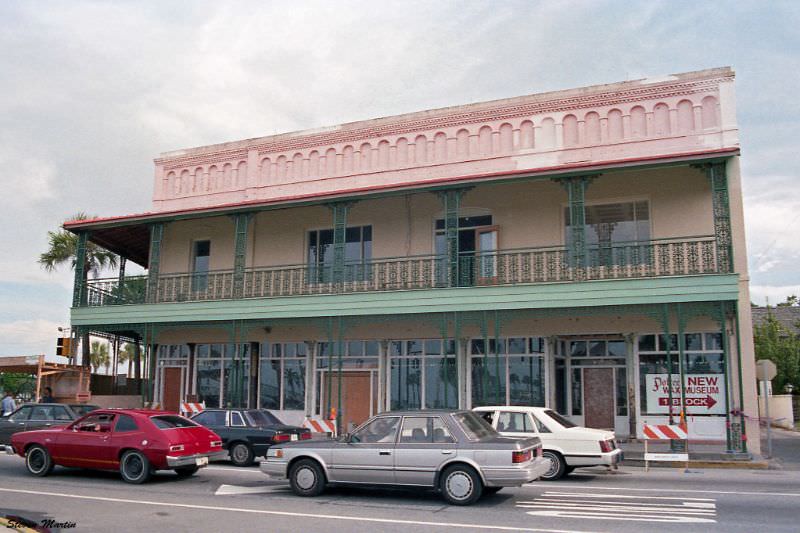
[646,374,726,415]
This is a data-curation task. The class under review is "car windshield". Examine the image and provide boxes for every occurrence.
[454,412,497,440]
[244,410,282,427]
[544,410,577,428]
[150,415,199,429]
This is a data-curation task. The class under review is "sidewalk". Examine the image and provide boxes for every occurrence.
[619,438,769,469]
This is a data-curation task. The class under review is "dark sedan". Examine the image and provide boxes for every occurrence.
[190,409,311,466]
[0,403,99,444]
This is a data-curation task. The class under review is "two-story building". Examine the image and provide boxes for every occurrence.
[65,67,759,453]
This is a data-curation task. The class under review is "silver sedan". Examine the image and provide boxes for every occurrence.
[261,409,548,505]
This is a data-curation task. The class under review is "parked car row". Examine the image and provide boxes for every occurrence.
[4,406,621,505]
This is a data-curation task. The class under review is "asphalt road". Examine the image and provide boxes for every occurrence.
[2,454,800,533]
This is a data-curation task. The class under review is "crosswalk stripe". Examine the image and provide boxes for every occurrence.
[517,491,717,524]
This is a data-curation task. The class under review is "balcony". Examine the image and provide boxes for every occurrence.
[82,236,721,308]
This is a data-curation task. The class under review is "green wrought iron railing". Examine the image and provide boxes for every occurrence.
[84,236,720,307]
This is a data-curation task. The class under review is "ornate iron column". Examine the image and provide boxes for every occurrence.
[702,162,733,273]
[437,189,468,287]
[72,231,88,307]
[556,176,595,278]
[146,223,164,303]
[328,202,353,286]
[232,213,253,299]
[115,257,127,304]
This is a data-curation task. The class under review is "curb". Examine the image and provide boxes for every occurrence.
[622,459,770,470]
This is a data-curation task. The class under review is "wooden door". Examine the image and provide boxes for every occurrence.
[162,367,183,413]
[583,368,615,430]
[325,371,373,433]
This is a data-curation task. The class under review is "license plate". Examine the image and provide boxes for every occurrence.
[196,456,209,467]
[291,434,298,441]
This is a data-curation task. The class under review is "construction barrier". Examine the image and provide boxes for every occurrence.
[642,422,689,471]
[179,402,205,416]
[303,417,337,436]
[643,423,688,440]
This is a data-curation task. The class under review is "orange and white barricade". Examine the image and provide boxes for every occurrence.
[179,402,205,416]
[642,421,689,471]
[303,417,337,437]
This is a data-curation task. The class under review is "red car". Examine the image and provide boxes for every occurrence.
[5,409,226,484]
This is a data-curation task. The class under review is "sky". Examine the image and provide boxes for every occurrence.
[0,0,798,359]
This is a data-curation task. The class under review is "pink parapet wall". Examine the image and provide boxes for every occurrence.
[152,67,737,213]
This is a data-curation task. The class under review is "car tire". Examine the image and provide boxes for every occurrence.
[541,451,566,481]
[440,464,483,506]
[120,450,152,484]
[229,442,255,467]
[25,445,54,477]
[289,459,326,497]
[174,465,200,477]
[483,486,503,496]
[563,465,576,476]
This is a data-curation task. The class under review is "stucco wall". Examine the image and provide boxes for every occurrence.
[155,165,715,272]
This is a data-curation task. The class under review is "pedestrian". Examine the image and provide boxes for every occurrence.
[1,390,16,416]
[40,387,56,403]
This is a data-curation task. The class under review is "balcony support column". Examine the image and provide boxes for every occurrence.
[555,176,596,278]
[328,202,354,286]
[437,188,469,287]
[72,231,88,308]
[702,162,733,273]
[146,223,164,303]
[232,213,253,299]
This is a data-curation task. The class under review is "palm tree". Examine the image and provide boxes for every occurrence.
[39,212,118,367]
[89,341,110,374]
[119,342,137,377]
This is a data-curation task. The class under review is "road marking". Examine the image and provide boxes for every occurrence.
[215,484,287,495]
[0,487,595,533]
[518,491,716,524]
[206,466,264,474]
[523,484,800,498]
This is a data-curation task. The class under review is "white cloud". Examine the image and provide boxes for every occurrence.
[749,285,800,307]
[0,319,63,357]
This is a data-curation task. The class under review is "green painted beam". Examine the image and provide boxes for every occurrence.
[71,274,740,326]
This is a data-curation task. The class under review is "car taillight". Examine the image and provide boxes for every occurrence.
[210,440,222,448]
[599,440,614,453]
[300,432,312,440]
[169,444,184,452]
[512,449,532,464]
[273,434,291,442]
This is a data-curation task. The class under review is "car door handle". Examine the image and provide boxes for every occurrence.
[441,450,454,455]
[379,450,391,456]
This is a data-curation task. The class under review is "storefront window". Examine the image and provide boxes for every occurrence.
[224,344,250,409]
[390,339,456,410]
[571,368,582,415]
[470,337,545,408]
[261,342,307,411]
[638,332,725,416]
[197,344,222,408]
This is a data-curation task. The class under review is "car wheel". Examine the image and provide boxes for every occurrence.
[289,459,326,497]
[229,442,255,467]
[174,465,200,478]
[25,445,54,477]
[120,450,152,484]
[541,451,566,481]
[440,464,483,505]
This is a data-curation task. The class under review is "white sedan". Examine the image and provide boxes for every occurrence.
[473,406,623,480]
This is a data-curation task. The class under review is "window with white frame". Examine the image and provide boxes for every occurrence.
[195,343,250,409]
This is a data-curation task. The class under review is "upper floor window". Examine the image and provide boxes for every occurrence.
[307,226,372,283]
[564,201,649,247]
[192,240,211,291]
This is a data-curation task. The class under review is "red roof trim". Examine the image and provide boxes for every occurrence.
[64,147,739,229]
